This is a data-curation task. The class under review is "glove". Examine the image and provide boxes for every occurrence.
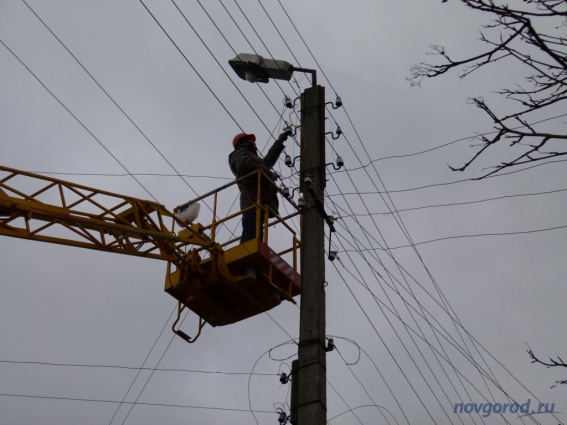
[279,126,292,142]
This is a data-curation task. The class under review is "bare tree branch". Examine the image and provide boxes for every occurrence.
[410,0,567,178]
[527,346,567,368]
[409,22,527,86]
[527,346,567,388]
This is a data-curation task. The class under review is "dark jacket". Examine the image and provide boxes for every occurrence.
[228,137,285,215]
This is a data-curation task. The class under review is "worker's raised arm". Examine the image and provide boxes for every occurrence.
[263,132,288,169]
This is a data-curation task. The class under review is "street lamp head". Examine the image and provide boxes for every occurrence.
[229,53,294,83]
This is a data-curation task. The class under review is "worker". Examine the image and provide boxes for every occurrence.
[229,131,288,243]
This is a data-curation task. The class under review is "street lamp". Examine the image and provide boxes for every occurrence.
[229,53,316,86]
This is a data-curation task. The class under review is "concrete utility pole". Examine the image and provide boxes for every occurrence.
[297,83,327,425]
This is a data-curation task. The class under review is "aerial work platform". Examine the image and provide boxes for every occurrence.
[165,237,301,327]
[165,169,302,339]
[0,165,301,342]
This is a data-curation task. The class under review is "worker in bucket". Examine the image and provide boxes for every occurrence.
[229,130,289,243]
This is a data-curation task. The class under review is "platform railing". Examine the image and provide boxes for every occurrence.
[173,169,301,266]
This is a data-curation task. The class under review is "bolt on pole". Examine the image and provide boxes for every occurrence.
[297,84,327,425]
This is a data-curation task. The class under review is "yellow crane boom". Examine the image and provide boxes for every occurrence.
[0,165,203,263]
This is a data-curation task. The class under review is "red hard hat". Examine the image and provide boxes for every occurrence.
[232,133,256,148]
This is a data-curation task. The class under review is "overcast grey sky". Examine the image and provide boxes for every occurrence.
[1,1,566,424]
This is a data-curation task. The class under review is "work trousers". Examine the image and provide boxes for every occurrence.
[241,209,264,243]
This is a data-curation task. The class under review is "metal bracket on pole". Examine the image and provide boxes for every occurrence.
[292,66,317,87]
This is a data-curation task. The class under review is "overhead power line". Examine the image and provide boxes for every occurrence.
[21,0,205,202]
[341,224,567,251]
[137,0,242,131]
[28,171,233,180]
[331,258,546,425]
[169,0,281,137]
[329,157,567,195]
[335,187,567,217]
[0,359,274,375]
[326,173,475,422]
[0,39,159,204]
[0,393,274,414]
[350,112,567,167]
